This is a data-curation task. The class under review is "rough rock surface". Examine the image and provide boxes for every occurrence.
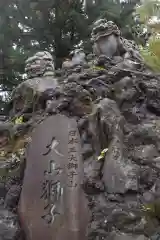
[10,51,58,118]
[0,207,21,240]
[1,19,160,240]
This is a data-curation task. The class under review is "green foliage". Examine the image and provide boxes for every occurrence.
[140,36,160,72]
[85,0,143,41]
[136,0,160,72]
[136,0,160,27]
[142,201,160,219]
[97,148,108,161]
[0,0,144,96]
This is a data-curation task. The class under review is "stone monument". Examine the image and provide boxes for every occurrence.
[1,19,157,239]
[18,114,89,240]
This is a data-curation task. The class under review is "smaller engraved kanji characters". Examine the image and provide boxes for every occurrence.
[67,171,78,187]
[69,130,77,137]
[68,147,77,153]
[68,154,77,162]
[67,162,78,170]
[68,170,78,178]
[67,181,78,188]
[68,138,78,145]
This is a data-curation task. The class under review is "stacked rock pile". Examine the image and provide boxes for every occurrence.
[1,19,160,240]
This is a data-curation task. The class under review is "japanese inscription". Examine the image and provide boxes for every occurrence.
[43,136,64,157]
[41,139,63,225]
[18,115,69,240]
[67,130,79,188]
[18,115,89,240]
[63,121,90,240]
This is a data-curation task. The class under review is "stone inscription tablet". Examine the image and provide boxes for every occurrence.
[18,114,89,240]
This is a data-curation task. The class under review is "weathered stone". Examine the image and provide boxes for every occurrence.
[62,59,74,70]
[108,232,149,240]
[0,123,13,149]
[4,184,21,210]
[113,76,139,105]
[25,51,55,78]
[132,145,159,164]
[91,98,138,194]
[0,116,7,122]
[103,147,139,193]
[53,82,94,117]
[0,207,20,240]
[12,77,58,102]
[18,115,89,240]
[139,166,159,190]
[151,233,160,240]
[5,176,21,192]
[4,18,160,240]
[91,18,143,62]
[152,157,160,169]
[62,49,86,72]
[10,51,58,116]
[70,48,86,66]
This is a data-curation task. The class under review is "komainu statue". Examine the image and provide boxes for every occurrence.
[1,17,160,240]
[91,18,143,62]
[10,51,58,118]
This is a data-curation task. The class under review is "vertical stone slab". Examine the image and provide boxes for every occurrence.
[18,114,89,240]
